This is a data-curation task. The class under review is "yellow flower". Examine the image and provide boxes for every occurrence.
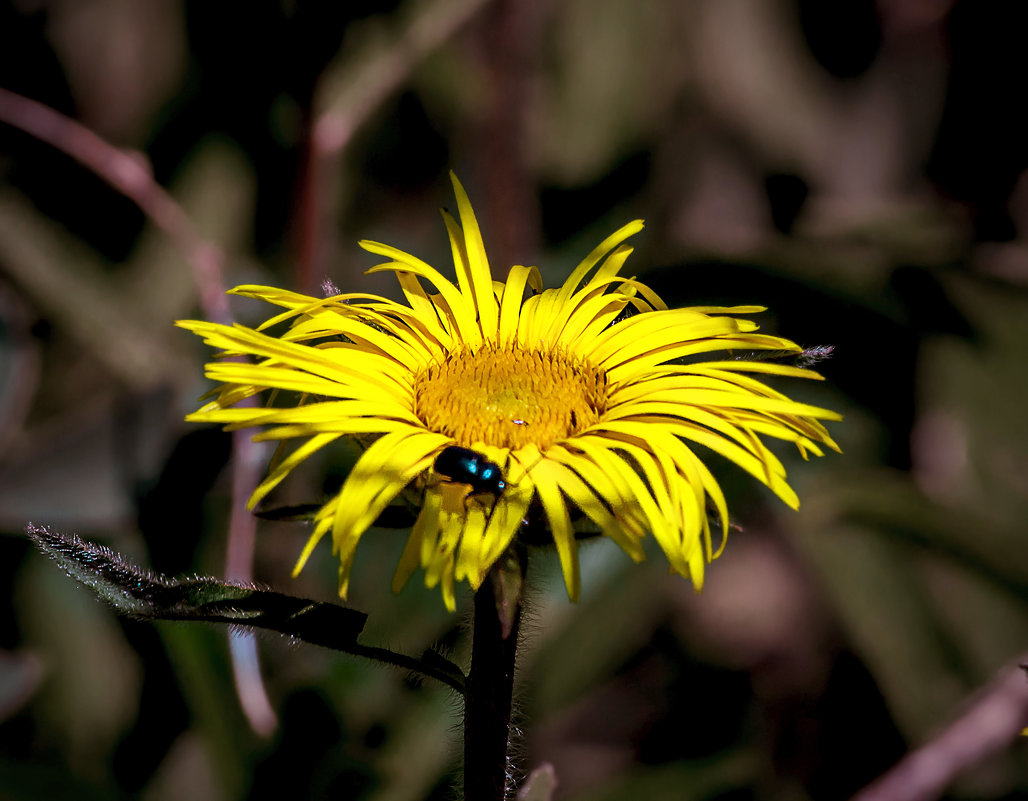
[179,173,840,611]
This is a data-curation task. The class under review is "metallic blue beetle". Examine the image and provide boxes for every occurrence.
[433,446,507,498]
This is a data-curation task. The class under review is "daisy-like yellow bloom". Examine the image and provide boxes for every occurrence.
[179,173,840,611]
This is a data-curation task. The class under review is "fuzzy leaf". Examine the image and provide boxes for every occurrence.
[27,524,465,693]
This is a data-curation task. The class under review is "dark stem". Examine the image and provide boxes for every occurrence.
[464,550,526,801]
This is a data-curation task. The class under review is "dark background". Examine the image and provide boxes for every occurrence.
[1,1,1027,799]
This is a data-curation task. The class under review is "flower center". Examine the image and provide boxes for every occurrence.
[414,345,608,450]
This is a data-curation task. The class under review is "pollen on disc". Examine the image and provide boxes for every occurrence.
[414,344,607,450]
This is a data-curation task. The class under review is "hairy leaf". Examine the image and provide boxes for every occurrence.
[26,524,465,693]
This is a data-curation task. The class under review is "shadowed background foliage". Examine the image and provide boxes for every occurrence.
[2,1,1027,799]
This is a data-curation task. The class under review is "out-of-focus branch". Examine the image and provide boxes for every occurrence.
[0,87,230,325]
[850,657,1028,801]
[297,0,492,290]
[468,0,544,269]
[0,86,271,732]
[225,426,275,735]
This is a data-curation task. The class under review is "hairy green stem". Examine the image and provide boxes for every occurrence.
[464,553,525,800]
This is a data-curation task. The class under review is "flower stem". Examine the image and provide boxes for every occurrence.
[464,549,526,800]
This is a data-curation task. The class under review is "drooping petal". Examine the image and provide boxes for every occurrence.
[523,450,580,601]
[248,432,341,509]
[329,429,449,586]
[540,445,645,561]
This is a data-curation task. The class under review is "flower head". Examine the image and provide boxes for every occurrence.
[179,173,840,610]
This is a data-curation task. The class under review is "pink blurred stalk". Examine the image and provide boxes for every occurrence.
[850,658,1028,801]
[0,86,274,734]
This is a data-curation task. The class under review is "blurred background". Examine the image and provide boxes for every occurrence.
[2,0,1027,799]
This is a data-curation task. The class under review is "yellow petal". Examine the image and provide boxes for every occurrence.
[546,446,648,546]
[248,432,340,509]
[425,511,462,590]
[545,247,636,343]
[449,172,500,338]
[331,430,448,567]
[606,333,802,382]
[389,268,456,348]
[652,418,800,508]
[284,311,434,366]
[540,446,645,561]
[252,418,414,441]
[361,247,481,346]
[394,490,442,593]
[455,504,489,585]
[498,264,542,345]
[679,360,826,380]
[481,482,533,569]
[591,315,751,369]
[557,219,644,305]
[557,293,634,351]
[524,451,580,602]
[440,208,475,311]
[570,435,681,569]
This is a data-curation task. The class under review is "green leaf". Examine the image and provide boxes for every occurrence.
[27,524,465,693]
